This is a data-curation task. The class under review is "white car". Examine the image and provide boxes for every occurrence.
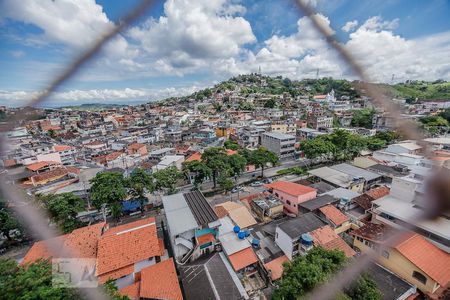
[250,181,263,187]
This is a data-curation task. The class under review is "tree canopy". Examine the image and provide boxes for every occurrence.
[153,166,183,195]
[90,172,126,221]
[126,168,154,212]
[248,146,279,177]
[38,193,84,233]
[0,201,23,242]
[351,109,375,129]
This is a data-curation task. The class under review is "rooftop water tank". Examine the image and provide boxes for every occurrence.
[300,233,313,246]
[244,230,250,237]
[252,238,260,248]
[238,231,246,240]
[233,226,240,233]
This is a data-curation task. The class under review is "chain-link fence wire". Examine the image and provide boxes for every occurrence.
[0,0,449,299]
[0,1,155,299]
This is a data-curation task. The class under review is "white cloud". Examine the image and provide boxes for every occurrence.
[9,50,25,58]
[342,20,358,33]
[0,86,206,106]
[1,0,114,49]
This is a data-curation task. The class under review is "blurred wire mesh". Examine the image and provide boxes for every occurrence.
[0,0,448,299]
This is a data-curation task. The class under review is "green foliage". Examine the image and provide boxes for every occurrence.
[273,247,347,300]
[153,166,183,195]
[237,101,254,111]
[38,193,84,233]
[226,154,247,177]
[374,130,399,144]
[440,107,450,123]
[0,202,23,241]
[126,168,154,212]
[90,172,126,221]
[195,88,212,100]
[201,147,229,188]
[351,109,375,129]
[264,98,277,108]
[47,129,57,138]
[0,258,78,300]
[300,138,336,159]
[218,175,234,193]
[345,275,382,300]
[366,137,387,151]
[224,140,240,150]
[276,167,306,176]
[248,147,279,177]
[104,280,131,300]
[388,81,450,100]
[419,115,449,127]
[183,160,212,187]
[301,129,368,161]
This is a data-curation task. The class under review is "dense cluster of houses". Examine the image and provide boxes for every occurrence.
[1,75,450,299]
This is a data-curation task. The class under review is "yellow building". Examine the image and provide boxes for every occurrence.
[352,223,450,297]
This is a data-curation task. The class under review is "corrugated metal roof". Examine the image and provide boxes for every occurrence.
[184,190,218,226]
[162,193,198,237]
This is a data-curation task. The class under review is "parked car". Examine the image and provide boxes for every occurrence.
[263,178,272,184]
[231,186,244,193]
[250,181,263,187]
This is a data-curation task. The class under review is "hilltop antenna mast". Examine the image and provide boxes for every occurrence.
[391,74,395,83]
[258,66,261,75]
[316,68,319,79]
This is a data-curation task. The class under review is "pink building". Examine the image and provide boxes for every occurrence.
[265,181,317,215]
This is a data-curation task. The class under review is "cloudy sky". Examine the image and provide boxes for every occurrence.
[1,0,449,107]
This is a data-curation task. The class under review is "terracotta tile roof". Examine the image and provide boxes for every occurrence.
[365,186,390,200]
[26,161,59,171]
[319,205,349,226]
[119,282,140,300]
[185,152,202,162]
[394,233,450,286]
[197,233,215,245]
[98,265,134,284]
[140,258,183,300]
[228,247,258,271]
[158,238,166,256]
[30,167,79,184]
[54,145,73,152]
[353,194,374,210]
[21,235,68,265]
[226,149,238,155]
[351,223,389,242]
[214,206,228,218]
[264,255,289,281]
[21,222,105,265]
[127,143,146,150]
[265,181,317,197]
[96,217,161,279]
[215,201,257,229]
[310,226,355,258]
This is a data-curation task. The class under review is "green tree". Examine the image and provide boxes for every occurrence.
[38,193,84,233]
[351,109,375,129]
[249,147,279,177]
[201,147,229,189]
[224,140,240,150]
[153,166,182,195]
[374,130,399,144]
[264,98,277,108]
[0,258,78,300]
[127,168,154,212]
[47,129,57,138]
[300,138,335,159]
[273,247,346,300]
[346,275,382,300]
[90,172,126,222]
[183,161,212,188]
[366,137,387,151]
[0,202,23,242]
[440,107,450,123]
[226,154,247,177]
[104,279,131,300]
[218,174,234,194]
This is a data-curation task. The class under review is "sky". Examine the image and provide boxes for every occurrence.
[0,0,449,107]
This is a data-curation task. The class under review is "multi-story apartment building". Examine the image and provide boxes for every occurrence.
[307,114,333,130]
[261,132,295,159]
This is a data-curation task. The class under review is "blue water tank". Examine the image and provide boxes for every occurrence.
[244,230,250,237]
[233,226,240,233]
[238,231,246,239]
[300,233,313,246]
[252,238,260,248]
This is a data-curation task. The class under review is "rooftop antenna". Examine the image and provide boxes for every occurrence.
[258,66,261,75]
[391,74,395,84]
[316,68,319,80]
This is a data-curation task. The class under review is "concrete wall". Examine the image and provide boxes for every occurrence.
[275,227,294,260]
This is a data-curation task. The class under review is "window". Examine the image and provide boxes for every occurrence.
[412,271,427,285]
[286,200,291,205]
[382,250,389,259]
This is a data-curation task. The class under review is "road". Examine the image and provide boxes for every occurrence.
[180,158,313,193]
